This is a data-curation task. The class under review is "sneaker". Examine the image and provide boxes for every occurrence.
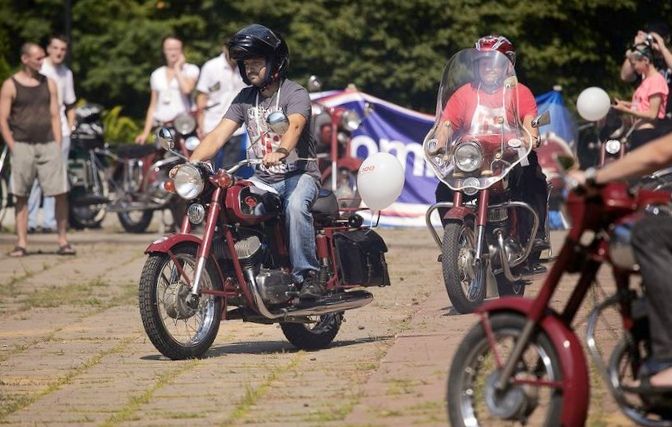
[521,263,547,275]
[298,271,325,300]
[532,238,551,252]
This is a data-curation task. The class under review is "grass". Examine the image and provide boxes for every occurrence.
[100,359,200,427]
[0,336,135,421]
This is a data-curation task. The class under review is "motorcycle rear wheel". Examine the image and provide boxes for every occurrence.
[280,312,343,350]
[442,220,485,314]
[139,244,222,360]
[118,207,154,233]
[447,313,564,427]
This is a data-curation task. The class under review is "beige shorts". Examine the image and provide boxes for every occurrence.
[10,141,69,197]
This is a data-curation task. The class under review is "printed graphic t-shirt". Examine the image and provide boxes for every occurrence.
[224,79,319,184]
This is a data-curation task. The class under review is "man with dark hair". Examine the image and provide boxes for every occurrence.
[0,42,74,256]
[136,36,199,144]
[27,34,77,233]
[196,42,247,169]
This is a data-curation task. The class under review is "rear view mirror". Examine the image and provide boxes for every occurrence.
[156,127,175,150]
[308,75,322,93]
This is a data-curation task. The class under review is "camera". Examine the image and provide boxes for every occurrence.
[646,33,656,45]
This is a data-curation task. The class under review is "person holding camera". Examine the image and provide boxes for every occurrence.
[612,43,669,150]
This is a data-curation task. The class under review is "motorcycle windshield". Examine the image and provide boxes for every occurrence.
[423,49,533,192]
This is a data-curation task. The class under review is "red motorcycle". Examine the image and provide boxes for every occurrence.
[308,76,363,209]
[137,128,391,360]
[423,48,550,314]
[447,169,672,425]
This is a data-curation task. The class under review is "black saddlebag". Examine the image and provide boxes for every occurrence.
[334,229,390,287]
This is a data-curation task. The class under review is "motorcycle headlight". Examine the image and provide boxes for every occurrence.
[341,110,361,132]
[454,142,483,173]
[605,139,621,155]
[173,164,204,200]
[184,136,201,151]
[174,113,196,135]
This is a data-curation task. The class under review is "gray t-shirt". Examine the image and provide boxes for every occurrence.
[224,79,319,184]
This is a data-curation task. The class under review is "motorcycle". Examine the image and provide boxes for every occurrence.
[308,76,364,209]
[137,128,391,360]
[446,163,672,426]
[0,144,12,227]
[423,48,550,314]
[107,112,201,233]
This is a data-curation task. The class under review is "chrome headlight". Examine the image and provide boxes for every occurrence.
[184,136,201,151]
[341,110,362,132]
[454,142,483,173]
[187,203,206,224]
[174,113,196,135]
[462,177,480,195]
[605,139,621,155]
[173,164,204,200]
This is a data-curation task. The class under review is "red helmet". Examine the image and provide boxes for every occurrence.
[475,35,515,65]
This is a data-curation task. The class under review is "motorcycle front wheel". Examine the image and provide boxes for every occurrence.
[442,220,485,314]
[280,312,343,350]
[447,313,564,427]
[139,244,222,360]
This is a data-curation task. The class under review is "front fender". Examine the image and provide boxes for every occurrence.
[476,297,589,427]
[145,233,203,254]
[444,206,475,222]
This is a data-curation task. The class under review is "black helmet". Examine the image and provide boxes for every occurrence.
[228,24,289,87]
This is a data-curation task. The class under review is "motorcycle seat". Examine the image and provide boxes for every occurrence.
[312,189,339,224]
[112,144,158,159]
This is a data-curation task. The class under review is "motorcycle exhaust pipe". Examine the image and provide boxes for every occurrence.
[244,269,373,320]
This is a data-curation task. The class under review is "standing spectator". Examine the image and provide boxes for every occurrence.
[196,43,247,169]
[27,34,76,233]
[135,36,199,144]
[0,43,74,257]
[612,43,669,150]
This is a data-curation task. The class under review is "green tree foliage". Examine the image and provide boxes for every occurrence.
[1,0,671,118]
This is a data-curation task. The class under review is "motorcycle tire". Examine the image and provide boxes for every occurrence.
[442,220,485,314]
[496,274,526,297]
[447,313,564,427]
[280,312,343,350]
[68,170,108,230]
[118,210,154,233]
[0,175,10,227]
[139,243,222,360]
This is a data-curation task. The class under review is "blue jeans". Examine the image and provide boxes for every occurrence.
[267,173,320,282]
[28,136,70,230]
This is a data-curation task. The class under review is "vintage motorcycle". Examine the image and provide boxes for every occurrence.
[138,127,392,360]
[308,76,364,209]
[446,165,672,426]
[423,48,550,314]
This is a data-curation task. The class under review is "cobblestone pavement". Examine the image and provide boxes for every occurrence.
[0,215,636,426]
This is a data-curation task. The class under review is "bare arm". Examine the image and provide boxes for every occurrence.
[66,104,76,130]
[262,113,307,166]
[136,90,157,144]
[613,94,663,121]
[0,79,16,151]
[651,32,672,71]
[190,117,240,162]
[47,79,62,145]
[174,55,197,95]
[621,31,648,82]
[596,132,672,183]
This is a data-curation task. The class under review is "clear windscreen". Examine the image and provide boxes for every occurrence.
[423,48,533,191]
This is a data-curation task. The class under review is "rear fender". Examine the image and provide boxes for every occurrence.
[476,297,589,427]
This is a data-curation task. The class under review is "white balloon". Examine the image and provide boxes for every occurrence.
[357,152,405,211]
[576,87,611,121]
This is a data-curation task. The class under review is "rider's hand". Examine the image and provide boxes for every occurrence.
[135,133,148,145]
[262,151,287,167]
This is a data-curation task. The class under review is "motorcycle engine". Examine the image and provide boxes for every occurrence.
[255,269,295,305]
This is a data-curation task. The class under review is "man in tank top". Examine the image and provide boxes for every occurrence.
[0,42,75,257]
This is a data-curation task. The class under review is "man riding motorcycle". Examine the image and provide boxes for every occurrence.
[190,24,324,300]
[433,35,549,273]
[570,130,672,392]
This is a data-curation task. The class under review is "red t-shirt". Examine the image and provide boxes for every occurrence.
[440,82,538,132]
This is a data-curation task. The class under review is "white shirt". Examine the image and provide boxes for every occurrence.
[196,54,247,134]
[40,59,76,137]
[150,63,200,123]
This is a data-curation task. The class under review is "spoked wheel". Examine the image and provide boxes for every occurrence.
[138,244,222,359]
[442,220,486,314]
[280,312,343,350]
[609,337,672,422]
[68,171,109,229]
[117,194,154,233]
[323,168,361,209]
[448,313,564,426]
